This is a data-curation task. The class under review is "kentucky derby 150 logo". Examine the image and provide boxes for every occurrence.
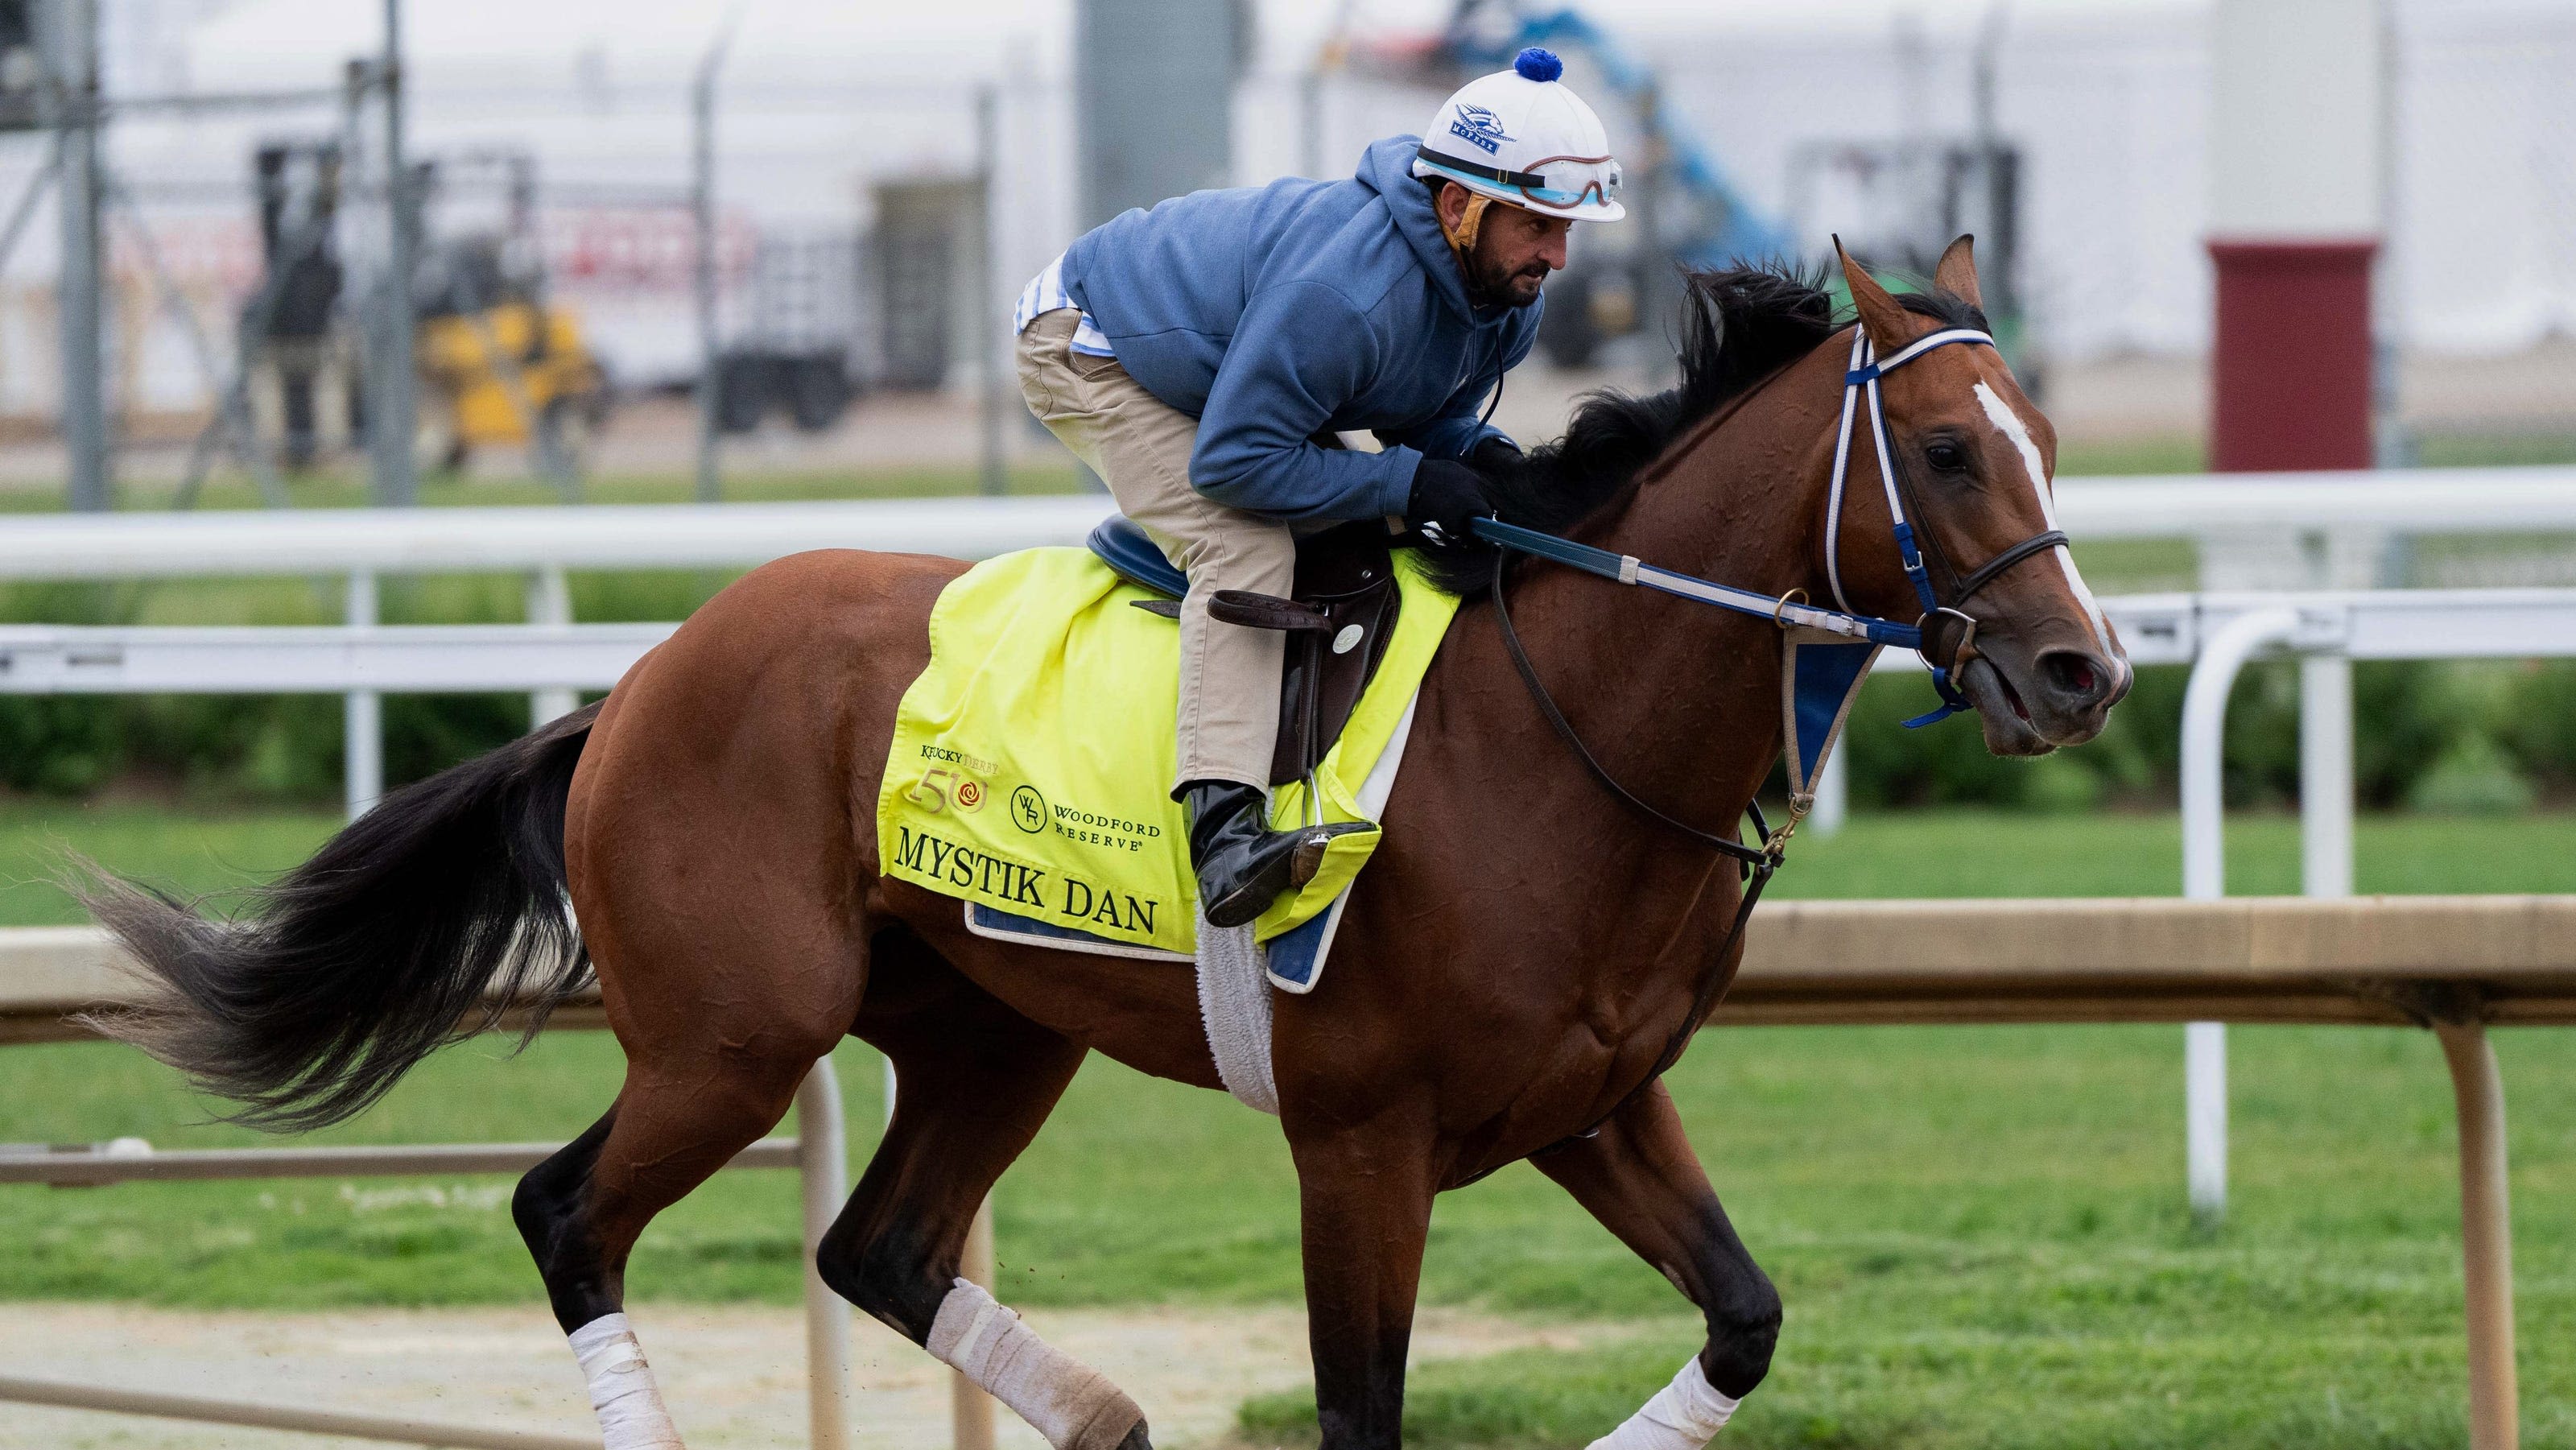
[905,743,997,814]
[1449,103,1510,155]
[906,770,990,813]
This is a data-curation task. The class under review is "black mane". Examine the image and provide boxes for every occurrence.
[1420,262,1985,596]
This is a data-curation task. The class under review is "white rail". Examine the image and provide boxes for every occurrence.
[2055,465,2576,535]
[0,470,2570,585]
[0,497,1118,579]
[0,622,672,692]
[2158,594,2576,1237]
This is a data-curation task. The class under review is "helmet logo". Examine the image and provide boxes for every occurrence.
[1448,104,1512,155]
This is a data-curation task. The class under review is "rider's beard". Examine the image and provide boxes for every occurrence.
[1466,242,1551,310]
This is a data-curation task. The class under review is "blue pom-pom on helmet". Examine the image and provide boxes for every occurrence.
[1513,47,1563,83]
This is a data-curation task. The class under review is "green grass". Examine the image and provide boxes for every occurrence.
[0,803,340,924]
[1773,808,2576,898]
[2,804,2572,1446]
[2052,435,2205,477]
[2413,429,2576,469]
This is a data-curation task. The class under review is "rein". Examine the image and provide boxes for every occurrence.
[1471,320,2071,1155]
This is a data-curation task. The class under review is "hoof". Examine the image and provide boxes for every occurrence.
[1114,1419,1154,1450]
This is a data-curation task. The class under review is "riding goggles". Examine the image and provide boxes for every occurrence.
[1415,146,1623,213]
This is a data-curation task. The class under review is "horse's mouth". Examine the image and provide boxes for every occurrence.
[1959,639,2124,756]
[1959,656,2059,757]
[1998,672,2031,723]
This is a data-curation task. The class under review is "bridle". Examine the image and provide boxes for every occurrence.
[1823,324,2069,725]
[1474,320,2073,775]
[1463,319,2074,1151]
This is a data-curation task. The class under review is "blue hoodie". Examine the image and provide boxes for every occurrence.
[1060,136,1541,523]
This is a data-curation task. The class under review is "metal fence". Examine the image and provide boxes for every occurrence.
[0,1044,854,1450]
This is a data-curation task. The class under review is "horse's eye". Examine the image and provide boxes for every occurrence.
[1924,440,1970,473]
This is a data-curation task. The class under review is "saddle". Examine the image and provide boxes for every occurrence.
[1087,517,1403,787]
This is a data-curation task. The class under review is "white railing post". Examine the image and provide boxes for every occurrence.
[795,1059,852,1450]
[2178,605,2302,1225]
[1810,747,1848,837]
[2300,655,2355,898]
[526,565,577,726]
[2183,1021,2228,1224]
[343,570,382,820]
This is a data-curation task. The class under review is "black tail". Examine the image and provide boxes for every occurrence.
[79,701,604,1133]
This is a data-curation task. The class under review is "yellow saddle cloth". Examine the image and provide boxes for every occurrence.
[876,545,1459,956]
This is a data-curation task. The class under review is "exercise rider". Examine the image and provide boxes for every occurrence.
[1015,47,1625,927]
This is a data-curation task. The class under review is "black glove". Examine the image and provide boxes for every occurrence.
[1468,437,1522,473]
[1406,458,1492,547]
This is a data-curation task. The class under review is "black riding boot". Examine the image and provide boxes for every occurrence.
[1179,780,1365,929]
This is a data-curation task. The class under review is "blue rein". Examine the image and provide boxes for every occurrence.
[1469,517,1925,651]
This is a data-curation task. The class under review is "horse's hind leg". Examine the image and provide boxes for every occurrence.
[513,1019,844,1448]
[819,930,1150,1450]
[1534,1080,1781,1449]
[510,564,886,1448]
[514,808,863,1441]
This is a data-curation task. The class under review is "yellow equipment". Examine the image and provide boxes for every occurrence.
[416,298,606,472]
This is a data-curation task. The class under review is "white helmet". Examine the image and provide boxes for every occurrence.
[1410,48,1626,224]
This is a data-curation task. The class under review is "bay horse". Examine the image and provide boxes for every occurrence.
[85,242,2125,1450]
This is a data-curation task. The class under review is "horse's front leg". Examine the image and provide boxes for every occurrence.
[1286,1105,1439,1450]
[1534,1080,1781,1448]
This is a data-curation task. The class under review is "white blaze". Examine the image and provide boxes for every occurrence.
[1971,380,2116,660]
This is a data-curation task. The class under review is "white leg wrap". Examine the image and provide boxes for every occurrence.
[1585,1355,1741,1450]
[568,1312,686,1450]
[929,1279,1144,1450]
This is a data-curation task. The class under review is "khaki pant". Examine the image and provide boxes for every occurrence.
[1018,309,1294,791]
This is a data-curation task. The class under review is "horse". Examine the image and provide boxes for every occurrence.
[83,240,2127,1450]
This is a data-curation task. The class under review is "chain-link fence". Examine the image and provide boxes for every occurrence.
[10,1,2576,489]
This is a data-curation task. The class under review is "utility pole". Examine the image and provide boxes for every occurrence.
[368,0,417,506]
[43,0,106,511]
[975,84,1005,497]
[691,27,729,504]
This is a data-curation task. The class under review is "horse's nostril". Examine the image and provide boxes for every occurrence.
[2039,651,2108,707]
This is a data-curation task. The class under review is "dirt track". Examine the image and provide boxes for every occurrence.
[0,1301,1616,1449]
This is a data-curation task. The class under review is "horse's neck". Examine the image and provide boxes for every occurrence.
[1488,361,1840,835]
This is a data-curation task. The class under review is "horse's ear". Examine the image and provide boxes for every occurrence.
[1933,234,1983,311]
[1834,235,1920,353]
